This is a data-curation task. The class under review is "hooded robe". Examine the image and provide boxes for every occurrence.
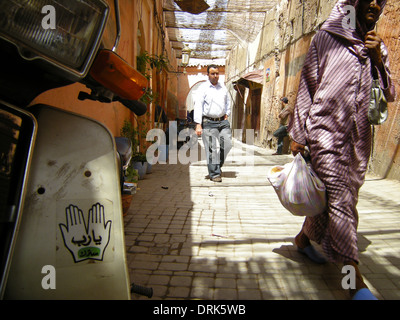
[288,0,395,263]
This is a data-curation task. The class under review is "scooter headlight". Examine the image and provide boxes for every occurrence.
[0,0,109,78]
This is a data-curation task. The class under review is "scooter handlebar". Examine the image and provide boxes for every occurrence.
[117,98,147,116]
[131,283,153,298]
[78,89,147,117]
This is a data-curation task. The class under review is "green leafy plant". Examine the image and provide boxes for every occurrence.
[120,119,139,153]
[137,51,169,77]
[136,51,151,75]
[149,54,169,73]
[120,118,149,164]
[131,152,147,163]
[126,166,138,183]
[140,87,158,105]
[136,51,168,105]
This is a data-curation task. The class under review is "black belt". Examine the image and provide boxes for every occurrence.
[203,115,225,121]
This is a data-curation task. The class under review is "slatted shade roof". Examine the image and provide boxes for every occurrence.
[163,0,278,66]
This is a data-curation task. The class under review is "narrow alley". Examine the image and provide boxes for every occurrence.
[2,0,400,304]
[124,140,400,300]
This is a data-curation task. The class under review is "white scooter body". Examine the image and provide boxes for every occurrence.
[5,104,130,299]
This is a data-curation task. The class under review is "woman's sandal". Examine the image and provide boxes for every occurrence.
[352,288,378,300]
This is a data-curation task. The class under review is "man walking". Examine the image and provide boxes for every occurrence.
[194,65,232,182]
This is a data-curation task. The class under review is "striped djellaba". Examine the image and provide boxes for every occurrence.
[288,0,395,263]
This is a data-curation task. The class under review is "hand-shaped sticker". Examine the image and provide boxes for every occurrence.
[59,205,89,262]
[59,203,112,263]
[86,202,112,261]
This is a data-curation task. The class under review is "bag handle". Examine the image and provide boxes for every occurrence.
[371,63,379,80]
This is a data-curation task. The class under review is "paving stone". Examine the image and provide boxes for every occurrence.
[170,276,193,287]
[238,289,261,300]
[124,140,400,300]
[214,288,238,300]
[167,286,190,298]
[148,275,170,285]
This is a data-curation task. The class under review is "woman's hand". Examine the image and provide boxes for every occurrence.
[365,30,389,87]
[365,30,383,67]
[290,140,306,156]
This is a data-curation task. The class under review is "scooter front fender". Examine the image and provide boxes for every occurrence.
[4,105,130,299]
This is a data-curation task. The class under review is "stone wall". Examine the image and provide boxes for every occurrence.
[226,0,400,180]
[367,1,400,179]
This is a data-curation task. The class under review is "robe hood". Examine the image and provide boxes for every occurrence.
[320,0,387,58]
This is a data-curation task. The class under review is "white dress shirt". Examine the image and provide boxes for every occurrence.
[193,80,231,124]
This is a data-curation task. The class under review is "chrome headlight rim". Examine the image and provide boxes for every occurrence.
[0,0,110,80]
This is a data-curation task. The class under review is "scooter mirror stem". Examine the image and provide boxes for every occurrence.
[112,0,121,53]
[117,99,147,116]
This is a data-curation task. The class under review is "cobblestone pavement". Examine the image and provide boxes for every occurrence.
[124,140,400,300]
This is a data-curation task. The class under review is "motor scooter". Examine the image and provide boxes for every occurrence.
[0,0,152,299]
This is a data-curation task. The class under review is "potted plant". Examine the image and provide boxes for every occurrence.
[121,166,137,216]
[126,166,138,183]
[120,119,138,151]
[120,119,145,179]
[131,152,147,180]
[135,111,159,174]
[145,139,157,174]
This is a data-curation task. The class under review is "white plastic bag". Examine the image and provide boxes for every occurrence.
[267,153,327,217]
